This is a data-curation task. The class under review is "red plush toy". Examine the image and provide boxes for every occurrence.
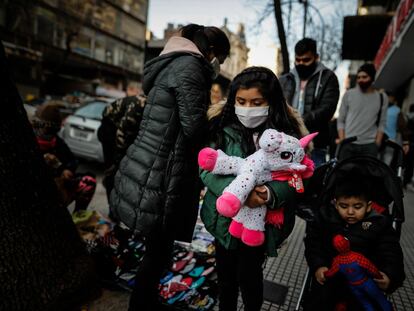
[324,235,392,311]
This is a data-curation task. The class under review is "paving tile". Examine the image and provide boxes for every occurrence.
[89,188,414,311]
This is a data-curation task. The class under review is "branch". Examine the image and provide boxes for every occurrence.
[257,2,274,27]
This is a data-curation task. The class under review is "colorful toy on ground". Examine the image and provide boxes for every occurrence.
[198,129,316,246]
[324,234,392,311]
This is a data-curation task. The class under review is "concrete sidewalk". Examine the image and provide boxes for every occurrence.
[251,190,414,311]
[86,173,414,311]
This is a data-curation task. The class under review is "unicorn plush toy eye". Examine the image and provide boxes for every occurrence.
[198,129,317,246]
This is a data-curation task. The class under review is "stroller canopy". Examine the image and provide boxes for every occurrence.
[312,156,404,223]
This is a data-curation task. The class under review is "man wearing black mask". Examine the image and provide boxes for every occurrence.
[337,64,388,160]
[280,38,339,167]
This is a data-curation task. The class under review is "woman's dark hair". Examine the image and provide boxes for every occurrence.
[181,24,230,60]
[211,66,303,155]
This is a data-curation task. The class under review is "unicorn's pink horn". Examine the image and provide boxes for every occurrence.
[300,132,318,148]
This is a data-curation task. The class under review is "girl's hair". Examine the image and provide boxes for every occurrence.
[211,66,303,155]
[180,24,230,60]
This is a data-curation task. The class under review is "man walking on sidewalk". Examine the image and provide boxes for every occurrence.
[280,38,339,167]
[337,63,388,160]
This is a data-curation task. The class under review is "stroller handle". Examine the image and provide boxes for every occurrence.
[334,136,357,160]
[385,140,404,177]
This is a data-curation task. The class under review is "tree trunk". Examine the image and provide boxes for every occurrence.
[0,41,98,310]
[273,0,290,74]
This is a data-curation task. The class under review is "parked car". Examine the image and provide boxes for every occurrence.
[60,99,113,162]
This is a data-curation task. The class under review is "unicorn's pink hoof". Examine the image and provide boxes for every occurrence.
[198,148,218,171]
[216,192,241,217]
[229,220,244,238]
[241,228,265,247]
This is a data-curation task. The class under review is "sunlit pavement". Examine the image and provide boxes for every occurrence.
[81,161,414,310]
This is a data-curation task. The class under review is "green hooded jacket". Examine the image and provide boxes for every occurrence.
[200,126,298,257]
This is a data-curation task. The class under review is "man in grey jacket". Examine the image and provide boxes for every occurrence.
[280,38,339,167]
[337,63,388,160]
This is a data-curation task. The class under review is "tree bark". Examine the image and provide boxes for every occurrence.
[273,0,290,74]
[0,41,98,310]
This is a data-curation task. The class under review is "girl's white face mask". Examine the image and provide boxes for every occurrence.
[235,106,269,128]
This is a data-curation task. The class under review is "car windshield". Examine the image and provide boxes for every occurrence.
[74,102,107,120]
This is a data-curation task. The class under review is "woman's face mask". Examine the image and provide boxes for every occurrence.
[210,57,220,80]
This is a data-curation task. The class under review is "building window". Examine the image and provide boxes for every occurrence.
[118,44,143,72]
[55,22,66,49]
[112,0,148,21]
[72,29,93,57]
[94,34,106,62]
[93,33,142,71]
[120,15,145,45]
[105,37,117,65]
[92,3,117,34]
[61,0,94,20]
[36,7,56,42]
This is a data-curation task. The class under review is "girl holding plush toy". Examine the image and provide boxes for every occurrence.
[200,66,314,311]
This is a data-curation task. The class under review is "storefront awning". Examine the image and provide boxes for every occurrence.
[342,15,392,60]
[375,1,414,91]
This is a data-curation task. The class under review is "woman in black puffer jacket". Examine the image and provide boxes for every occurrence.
[110,24,230,311]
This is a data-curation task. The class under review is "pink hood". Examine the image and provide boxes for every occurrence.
[160,36,204,57]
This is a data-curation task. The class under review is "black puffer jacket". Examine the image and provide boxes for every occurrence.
[304,205,405,293]
[280,64,339,148]
[110,50,212,242]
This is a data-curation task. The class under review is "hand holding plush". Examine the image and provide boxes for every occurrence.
[198,129,316,246]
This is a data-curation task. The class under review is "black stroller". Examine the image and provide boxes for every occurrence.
[294,138,405,311]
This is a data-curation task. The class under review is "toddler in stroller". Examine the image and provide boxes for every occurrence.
[302,154,405,311]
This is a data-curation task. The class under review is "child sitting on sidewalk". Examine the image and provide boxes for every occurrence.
[303,175,405,311]
[32,103,96,211]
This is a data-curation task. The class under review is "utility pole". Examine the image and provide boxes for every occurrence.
[299,0,309,38]
[273,0,290,74]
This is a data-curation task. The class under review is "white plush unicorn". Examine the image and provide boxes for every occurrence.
[199,129,317,246]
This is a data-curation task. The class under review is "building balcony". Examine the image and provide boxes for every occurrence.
[374,0,414,91]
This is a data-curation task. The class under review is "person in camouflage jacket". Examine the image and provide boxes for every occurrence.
[98,94,146,200]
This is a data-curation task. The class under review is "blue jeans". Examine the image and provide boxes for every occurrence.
[311,148,327,168]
